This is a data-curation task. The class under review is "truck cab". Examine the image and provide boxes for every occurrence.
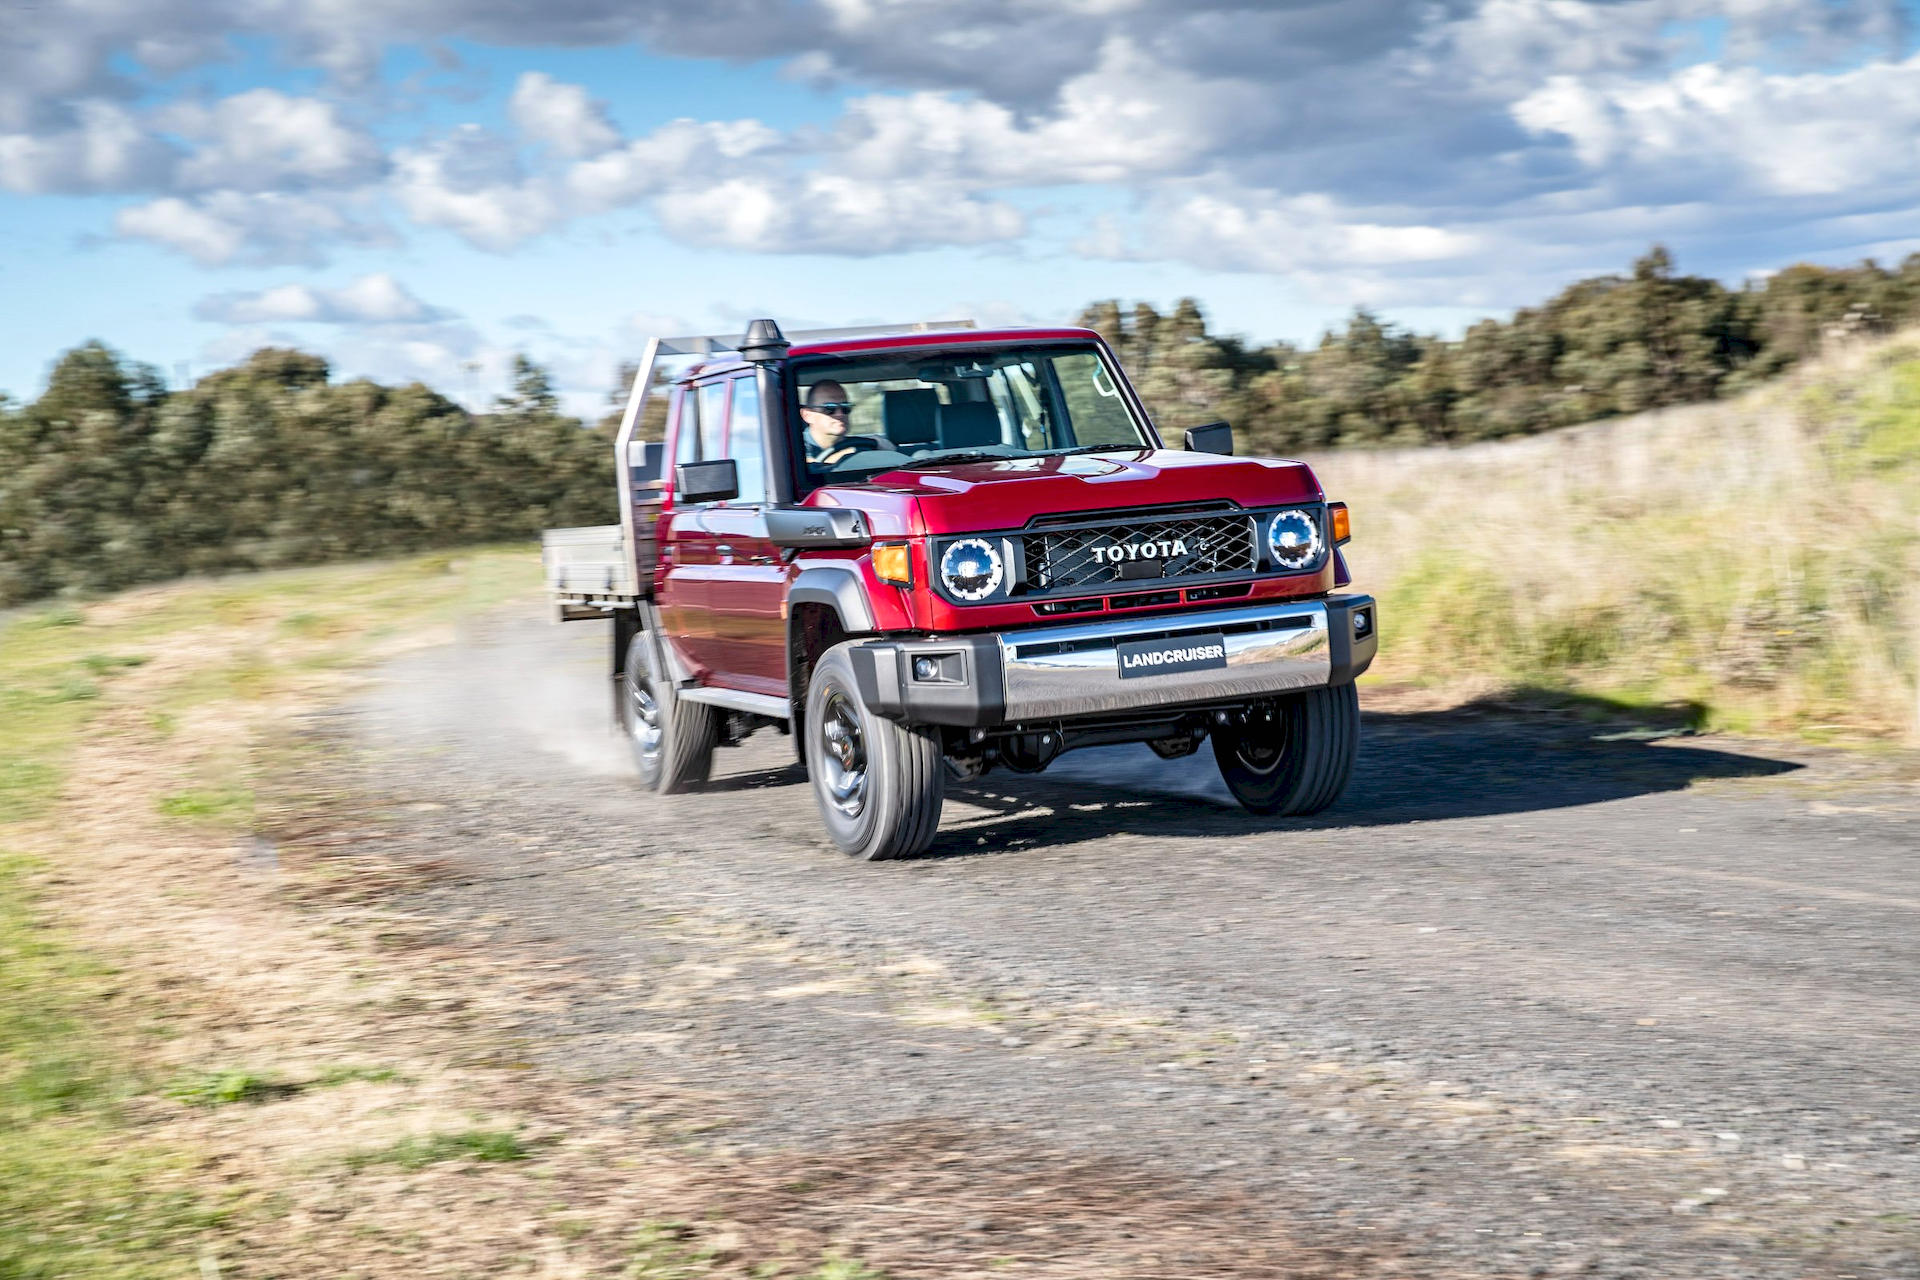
[545,319,1376,859]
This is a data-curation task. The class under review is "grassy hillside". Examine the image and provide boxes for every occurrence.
[1322,332,1920,742]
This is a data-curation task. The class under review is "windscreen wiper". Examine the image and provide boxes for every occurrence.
[890,451,1016,469]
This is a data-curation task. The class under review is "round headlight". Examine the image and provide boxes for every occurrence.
[1267,510,1322,570]
[940,537,1004,602]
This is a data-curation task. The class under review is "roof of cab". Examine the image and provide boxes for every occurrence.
[787,325,1102,358]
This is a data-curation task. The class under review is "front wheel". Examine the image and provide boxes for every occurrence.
[621,633,716,793]
[1211,683,1360,816]
[805,643,945,860]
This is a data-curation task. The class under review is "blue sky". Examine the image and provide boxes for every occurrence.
[4,0,1919,414]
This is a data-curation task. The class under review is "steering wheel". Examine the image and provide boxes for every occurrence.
[817,435,885,466]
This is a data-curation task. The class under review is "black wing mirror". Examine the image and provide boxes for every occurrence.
[1183,421,1233,455]
[766,506,870,548]
[674,459,739,505]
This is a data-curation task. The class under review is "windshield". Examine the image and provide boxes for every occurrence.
[791,343,1151,489]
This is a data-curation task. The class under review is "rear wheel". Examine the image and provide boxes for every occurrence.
[805,643,945,860]
[621,633,716,793]
[1211,683,1360,816]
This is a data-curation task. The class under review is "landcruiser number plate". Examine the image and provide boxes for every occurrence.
[1115,632,1228,679]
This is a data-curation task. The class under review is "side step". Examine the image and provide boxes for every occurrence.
[679,686,790,720]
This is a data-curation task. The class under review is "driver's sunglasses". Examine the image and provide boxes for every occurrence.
[807,401,853,415]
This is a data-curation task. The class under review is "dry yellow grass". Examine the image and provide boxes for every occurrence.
[1314,331,1920,743]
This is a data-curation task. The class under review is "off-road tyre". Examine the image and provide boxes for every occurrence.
[805,642,945,860]
[1211,682,1360,816]
[621,632,717,794]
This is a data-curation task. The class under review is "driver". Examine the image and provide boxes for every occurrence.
[800,380,855,465]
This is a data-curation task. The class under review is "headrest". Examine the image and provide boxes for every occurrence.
[939,400,1001,449]
[882,388,939,445]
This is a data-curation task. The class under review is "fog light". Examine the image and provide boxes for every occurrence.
[913,657,938,681]
[1354,609,1371,635]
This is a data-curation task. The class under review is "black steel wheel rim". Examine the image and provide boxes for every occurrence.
[1233,731,1285,776]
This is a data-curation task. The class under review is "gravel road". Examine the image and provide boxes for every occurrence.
[340,604,1919,1278]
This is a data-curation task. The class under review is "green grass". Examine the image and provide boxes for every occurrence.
[159,1063,403,1110]
[155,788,254,825]
[77,654,151,677]
[163,1070,295,1109]
[310,1064,405,1088]
[0,853,222,1278]
[345,1127,530,1171]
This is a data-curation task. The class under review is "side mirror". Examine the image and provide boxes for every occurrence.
[766,505,870,549]
[1183,421,1233,455]
[674,458,739,505]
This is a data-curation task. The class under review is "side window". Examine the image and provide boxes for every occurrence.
[697,381,728,465]
[727,376,767,505]
[1054,352,1137,446]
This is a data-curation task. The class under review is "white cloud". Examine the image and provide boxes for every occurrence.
[1103,187,1483,273]
[114,190,387,265]
[1069,184,1492,304]
[827,37,1270,187]
[390,125,564,250]
[115,195,243,263]
[561,117,779,209]
[1514,54,1920,196]
[0,87,378,198]
[2,0,1913,307]
[193,273,448,324]
[0,100,173,193]
[652,173,1024,254]
[508,72,620,157]
[1418,0,1679,94]
[164,89,381,190]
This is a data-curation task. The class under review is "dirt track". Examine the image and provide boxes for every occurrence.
[332,603,1919,1278]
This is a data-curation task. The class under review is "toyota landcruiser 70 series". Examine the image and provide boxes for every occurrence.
[544,319,1376,860]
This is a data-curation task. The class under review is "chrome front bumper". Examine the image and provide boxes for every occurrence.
[849,596,1377,727]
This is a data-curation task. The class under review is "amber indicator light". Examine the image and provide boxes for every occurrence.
[872,542,913,586]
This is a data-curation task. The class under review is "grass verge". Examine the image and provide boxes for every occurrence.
[0,547,538,1278]
[0,853,221,1278]
[1321,331,1920,741]
[344,1127,530,1171]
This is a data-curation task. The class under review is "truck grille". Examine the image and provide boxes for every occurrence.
[1022,512,1256,594]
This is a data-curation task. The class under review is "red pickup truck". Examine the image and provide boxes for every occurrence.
[544,319,1376,859]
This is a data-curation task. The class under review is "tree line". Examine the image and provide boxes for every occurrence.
[0,346,611,606]
[1080,246,1920,452]
[4,246,1914,606]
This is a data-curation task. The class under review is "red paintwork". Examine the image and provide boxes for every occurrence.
[810,449,1323,535]
[650,328,1351,693]
[788,326,1106,359]
[802,449,1333,633]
